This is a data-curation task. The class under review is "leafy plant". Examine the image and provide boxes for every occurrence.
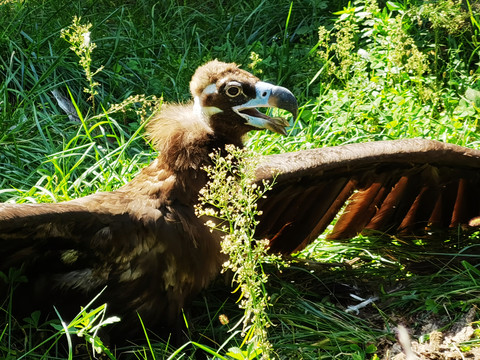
[60,16,104,111]
[196,145,287,359]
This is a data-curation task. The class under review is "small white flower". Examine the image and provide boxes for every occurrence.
[82,32,91,47]
[357,48,370,60]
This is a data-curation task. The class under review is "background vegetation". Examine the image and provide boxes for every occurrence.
[1,0,480,358]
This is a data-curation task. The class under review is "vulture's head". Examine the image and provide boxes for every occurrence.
[190,60,298,139]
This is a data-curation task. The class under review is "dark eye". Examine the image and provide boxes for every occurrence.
[225,84,242,98]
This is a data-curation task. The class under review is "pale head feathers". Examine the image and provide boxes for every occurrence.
[189,60,257,98]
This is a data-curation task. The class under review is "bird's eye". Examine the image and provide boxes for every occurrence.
[225,85,242,98]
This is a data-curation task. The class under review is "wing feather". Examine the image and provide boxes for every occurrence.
[255,139,480,254]
[0,190,223,340]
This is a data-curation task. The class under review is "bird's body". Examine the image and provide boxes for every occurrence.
[0,98,224,340]
[2,60,480,343]
[0,60,298,341]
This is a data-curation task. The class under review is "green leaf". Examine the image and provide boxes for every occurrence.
[227,347,247,360]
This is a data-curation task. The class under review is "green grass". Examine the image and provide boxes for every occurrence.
[1,0,480,358]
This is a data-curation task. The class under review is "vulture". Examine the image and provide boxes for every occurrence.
[1,60,480,343]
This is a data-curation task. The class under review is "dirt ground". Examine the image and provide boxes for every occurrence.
[381,307,480,359]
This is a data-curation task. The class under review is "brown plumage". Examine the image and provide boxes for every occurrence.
[255,139,480,254]
[0,60,297,342]
[2,60,480,343]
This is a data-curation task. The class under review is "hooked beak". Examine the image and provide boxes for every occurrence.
[233,81,298,135]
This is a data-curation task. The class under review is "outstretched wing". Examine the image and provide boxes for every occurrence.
[255,139,480,254]
[0,191,222,339]
[0,199,113,269]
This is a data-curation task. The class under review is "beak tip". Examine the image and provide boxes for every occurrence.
[270,85,298,121]
[292,109,298,121]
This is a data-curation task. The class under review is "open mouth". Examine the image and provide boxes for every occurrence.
[236,107,291,135]
[233,81,297,136]
[239,108,271,120]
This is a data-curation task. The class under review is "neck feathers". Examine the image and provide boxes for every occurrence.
[147,103,213,171]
